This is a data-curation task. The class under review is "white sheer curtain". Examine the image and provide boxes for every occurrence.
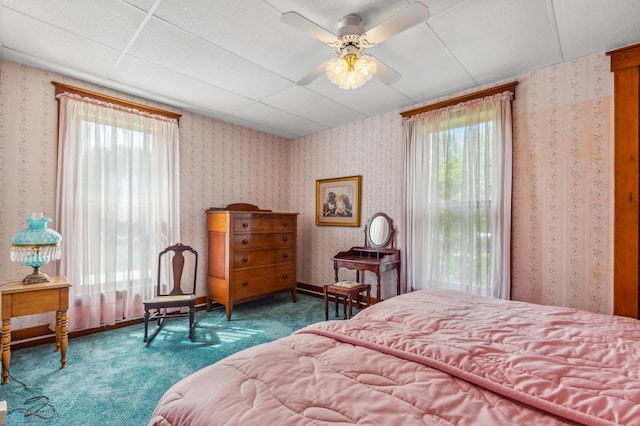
[55,93,180,331]
[403,92,512,299]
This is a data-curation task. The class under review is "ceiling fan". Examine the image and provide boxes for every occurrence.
[281,2,430,89]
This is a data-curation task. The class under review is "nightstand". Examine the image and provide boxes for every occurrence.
[1,276,71,385]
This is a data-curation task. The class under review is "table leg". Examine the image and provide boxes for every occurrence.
[376,272,381,303]
[2,319,11,384]
[342,295,347,318]
[60,310,68,368]
[324,286,329,321]
[55,310,62,352]
[347,294,353,318]
[396,264,401,296]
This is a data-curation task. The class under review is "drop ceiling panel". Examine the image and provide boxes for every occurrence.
[0,9,122,78]
[128,17,292,100]
[262,85,367,128]
[233,102,329,137]
[152,0,330,82]
[110,56,255,115]
[429,0,562,84]
[2,0,145,50]
[553,0,640,59]
[216,114,297,139]
[368,25,476,102]
[421,0,466,16]
[123,0,160,12]
[307,76,415,116]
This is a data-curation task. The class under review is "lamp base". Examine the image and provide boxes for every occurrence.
[22,269,50,284]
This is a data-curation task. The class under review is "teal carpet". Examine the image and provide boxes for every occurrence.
[0,293,327,425]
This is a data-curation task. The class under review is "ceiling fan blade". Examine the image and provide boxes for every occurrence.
[373,58,401,86]
[296,61,328,86]
[281,12,337,45]
[361,2,430,46]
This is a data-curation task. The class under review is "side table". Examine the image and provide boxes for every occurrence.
[324,283,371,321]
[1,276,71,385]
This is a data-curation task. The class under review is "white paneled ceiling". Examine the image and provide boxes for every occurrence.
[1,0,639,139]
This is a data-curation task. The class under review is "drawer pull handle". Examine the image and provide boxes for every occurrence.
[282,274,288,279]
[282,236,288,242]
[242,281,249,287]
[242,256,249,263]
[282,222,288,227]
[242,239,249,245]
[242,223,249,228]
[282,253,288,258]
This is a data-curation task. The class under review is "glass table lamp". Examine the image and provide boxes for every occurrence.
[10,213,62,284]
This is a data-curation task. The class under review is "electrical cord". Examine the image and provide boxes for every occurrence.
[5,372,57,421]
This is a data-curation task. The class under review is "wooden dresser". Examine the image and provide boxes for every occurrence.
[206,204,298,320]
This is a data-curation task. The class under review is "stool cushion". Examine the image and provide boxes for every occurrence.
[333,281,361,288]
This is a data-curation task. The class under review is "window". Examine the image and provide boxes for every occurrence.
[55,89,180,330]
[403,90,513,298]
[435,124,492,289]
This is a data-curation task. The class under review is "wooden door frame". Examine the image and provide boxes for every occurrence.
[607,43,640,318]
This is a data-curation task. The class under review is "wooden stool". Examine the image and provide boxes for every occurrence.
[323,283,371,320]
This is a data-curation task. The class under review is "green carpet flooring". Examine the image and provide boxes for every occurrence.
[0,293,327,425]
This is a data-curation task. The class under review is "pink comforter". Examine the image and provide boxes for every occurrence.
[150,290,640,425]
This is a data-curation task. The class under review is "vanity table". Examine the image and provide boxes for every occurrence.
[332,212,401,302]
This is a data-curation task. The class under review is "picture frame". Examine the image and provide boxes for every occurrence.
[316,175,361,226]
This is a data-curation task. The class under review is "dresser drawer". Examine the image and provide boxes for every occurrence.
[232,233,293,249]
[232,248,294,269]
[232,265,296,299]
[233,216,295,233]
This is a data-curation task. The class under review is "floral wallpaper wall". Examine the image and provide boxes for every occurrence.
[290,112,405,301]
[0,50,615,332]
[177,107,292,280]
[511,53,613,313]
[0,62,60,286]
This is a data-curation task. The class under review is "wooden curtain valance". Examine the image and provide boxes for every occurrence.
[400,81,518,118]
[52,81,182,121]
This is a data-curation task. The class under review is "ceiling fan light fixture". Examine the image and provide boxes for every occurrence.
[325,53,377,90]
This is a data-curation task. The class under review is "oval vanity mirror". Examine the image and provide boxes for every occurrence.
[365,212,394,249]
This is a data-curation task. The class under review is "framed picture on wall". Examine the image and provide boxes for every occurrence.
[316,175,361,226]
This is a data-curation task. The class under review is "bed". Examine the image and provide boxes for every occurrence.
[150,289,640,425]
